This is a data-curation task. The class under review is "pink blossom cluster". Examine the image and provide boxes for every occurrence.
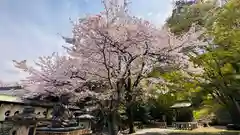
[13,0,202,103]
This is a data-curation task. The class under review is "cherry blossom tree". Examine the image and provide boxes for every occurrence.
[13,0,203,134]
[13,53,105,102]
[13,53,110,127]
[61,0,202,133]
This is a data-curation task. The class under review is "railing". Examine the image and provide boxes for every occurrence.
[172,122,198,130]
[155,122,167,128]
[134,121,167,129]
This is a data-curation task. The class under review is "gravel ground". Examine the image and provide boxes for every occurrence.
[93,128,172,135]
[132,126,227,135]
[132,128,173,135]
[94,126,227,135]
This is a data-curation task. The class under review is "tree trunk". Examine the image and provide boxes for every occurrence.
[108,112,118,135]
[125,77,135,133]
[227,101,240,125]
[126,104,135,134]
[233,99,240,115]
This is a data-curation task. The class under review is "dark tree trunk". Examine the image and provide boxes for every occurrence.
[126,104,135,134]
[108,112,118,135]
[125,77,135,134]
[227,100,240,125]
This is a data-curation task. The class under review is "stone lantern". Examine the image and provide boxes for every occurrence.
[76,114,94,130]
[6,106,40,135]
[72,113,94,134]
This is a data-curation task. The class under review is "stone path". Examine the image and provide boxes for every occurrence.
[131,126,227,135]
[132,128,173,135]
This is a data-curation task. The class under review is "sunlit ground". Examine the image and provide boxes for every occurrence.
[132,126,238,135]
[188,126,226,132]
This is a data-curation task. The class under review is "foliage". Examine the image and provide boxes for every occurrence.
[131,102,150,123]
[167,0,217,35]
[193,107,211,120]
[191,0,240,102]
[184,0,240,124]
[164,0,240,125]
[149,69,204,106]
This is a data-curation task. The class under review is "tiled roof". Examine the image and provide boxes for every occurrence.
[77,114,94,119]
[0,86,27,97]
[0,86,82,110]
[0,89,28,97]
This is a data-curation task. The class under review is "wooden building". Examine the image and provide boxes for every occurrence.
[170,101,198,130]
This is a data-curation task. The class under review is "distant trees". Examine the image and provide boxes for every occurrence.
[190,0,240,124]
[167,0,217,35]
[166,0,240,125]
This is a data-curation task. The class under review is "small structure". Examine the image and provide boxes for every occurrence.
[170,101,198,130]
[0,89,54,135]
[76,114,94,130]
[0,87,81,121]
[36,114,94,135]
[0,94,53,121]
[0,86,94,135]
[0,86,55,122]
[6,106,44,135]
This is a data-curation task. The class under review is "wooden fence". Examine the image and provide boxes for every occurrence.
[172,122,198,130]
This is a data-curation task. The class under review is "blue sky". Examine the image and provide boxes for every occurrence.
[0,0,173,82]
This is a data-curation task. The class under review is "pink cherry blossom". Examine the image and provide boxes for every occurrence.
[13,0,203,104]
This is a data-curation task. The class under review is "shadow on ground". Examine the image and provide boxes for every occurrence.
[133,132,168,135]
